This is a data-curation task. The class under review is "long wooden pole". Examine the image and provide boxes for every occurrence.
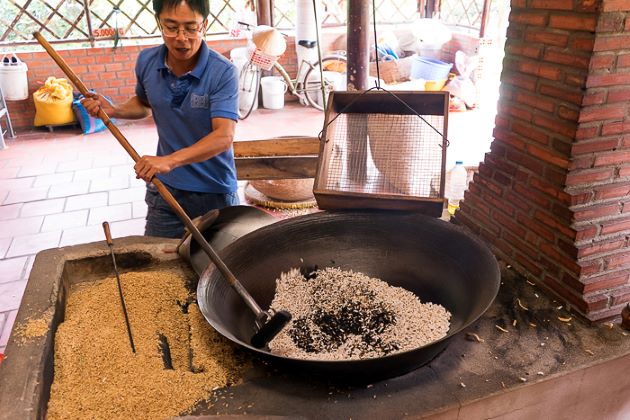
[347,0,369,91]
[32,31,265,319]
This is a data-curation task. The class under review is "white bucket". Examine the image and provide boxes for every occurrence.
[0,54,28,100]
[261,76,287,110]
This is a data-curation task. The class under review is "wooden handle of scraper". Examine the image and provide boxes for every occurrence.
[32,32,255,306]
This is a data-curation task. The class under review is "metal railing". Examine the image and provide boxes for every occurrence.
[0,0,424,48]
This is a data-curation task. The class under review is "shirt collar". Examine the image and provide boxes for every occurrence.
[157,43,209,80]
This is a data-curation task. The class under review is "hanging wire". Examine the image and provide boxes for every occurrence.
[371,0,381,89]
[313,0,327,111]
[317,0,450,148]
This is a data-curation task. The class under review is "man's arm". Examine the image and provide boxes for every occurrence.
[133,117,236,182]
[81,94,151,120]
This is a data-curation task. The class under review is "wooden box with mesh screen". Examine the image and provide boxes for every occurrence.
[314,90,449,216]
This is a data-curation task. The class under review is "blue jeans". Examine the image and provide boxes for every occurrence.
[144,183,239,238]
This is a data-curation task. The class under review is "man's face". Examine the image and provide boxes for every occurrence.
[157,2,207,63]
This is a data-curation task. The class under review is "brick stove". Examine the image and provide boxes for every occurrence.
[456,0,630,322]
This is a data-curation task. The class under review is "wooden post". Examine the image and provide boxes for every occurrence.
[256,0,272,26]
[479,0,492,39]
[347,0,369,91]
[346,1,370,182]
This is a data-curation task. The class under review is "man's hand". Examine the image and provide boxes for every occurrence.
[134,155,176,182]
[80,93,116,118]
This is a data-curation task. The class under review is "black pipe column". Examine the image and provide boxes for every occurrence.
[347,0,369,90]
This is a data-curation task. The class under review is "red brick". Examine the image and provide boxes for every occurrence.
[608,88,630,104]
[514,91,557,113]
[543,49,590,68]
[494,127,526,151]
[502,72,538,90]
[567,168,614,187]
[594,35,630,51]
[594,150,630,167]
[502,102,533,122]
[606,252,630,270]
[549,14,597,31]
[587,72,630,88]
[530,176,562,199]
[525,30,570,47]
[578,239,625,258]
[558,106,580,122]
[493,171,512,187]
[593,181,630,199]
[564,71,588,87]
[526,144,569,169]
[579,104,626,122]
[540,242,581,274]
[512,121,549,145]
[494,212,528,241]
[516,213,556,242]
[575,224,598,242]
[602,121,624,136]
[538,83,584,105]
[570,36,596,51]
[583,297,611,315]
[579,258,604,276]
[507,149,546,174]
[475,176,504,197]
[534,209,578,238]
[511,11,548,26]
[590,54,616,70]
[601,218,630,235]
[506,191,532,212]
[532,114,576,139]
[485,193,514,216]
[597,12,626,32]
[575,125,599,140]
[573,203,621,222]
[617,54,630,68]
[612,287,630,305]
[509,59,563,81]
[602,0,630,11]
[514,184,551,208]
[581,90,606,106]
[530,0,573,10]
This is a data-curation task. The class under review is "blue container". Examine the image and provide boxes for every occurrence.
[410,55,452,80]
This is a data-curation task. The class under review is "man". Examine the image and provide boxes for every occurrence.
[82,0,239,238]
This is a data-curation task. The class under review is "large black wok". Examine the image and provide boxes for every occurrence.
[197,210,500,381]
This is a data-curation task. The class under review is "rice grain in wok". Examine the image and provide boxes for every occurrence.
[268,267,451,360]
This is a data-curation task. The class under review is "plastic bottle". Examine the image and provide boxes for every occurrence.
[446,161,467,216]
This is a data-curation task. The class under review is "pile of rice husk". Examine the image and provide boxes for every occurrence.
[47,266,249,420]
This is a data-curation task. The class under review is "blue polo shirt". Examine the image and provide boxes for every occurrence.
[135,43,239,193]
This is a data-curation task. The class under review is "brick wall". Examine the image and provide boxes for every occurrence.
[457,0,630,322]
[568,0,630,320]
[4,35,306,132]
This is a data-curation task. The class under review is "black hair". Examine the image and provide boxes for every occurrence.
[152,0,210,19]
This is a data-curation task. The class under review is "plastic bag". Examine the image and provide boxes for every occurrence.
[33,77,76,126]
[71,91,111,135]
[444,51,479,108]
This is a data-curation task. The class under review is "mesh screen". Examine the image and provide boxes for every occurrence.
[323,112,445,198]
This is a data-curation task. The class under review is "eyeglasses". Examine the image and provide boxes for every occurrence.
[157,20,205,39]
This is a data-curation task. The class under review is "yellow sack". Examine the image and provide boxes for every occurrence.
[33,77,76,126]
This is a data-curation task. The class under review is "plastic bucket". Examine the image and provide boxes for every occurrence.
[261,76,287,109]
[0,53,28,100]
[410,55,452,81]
